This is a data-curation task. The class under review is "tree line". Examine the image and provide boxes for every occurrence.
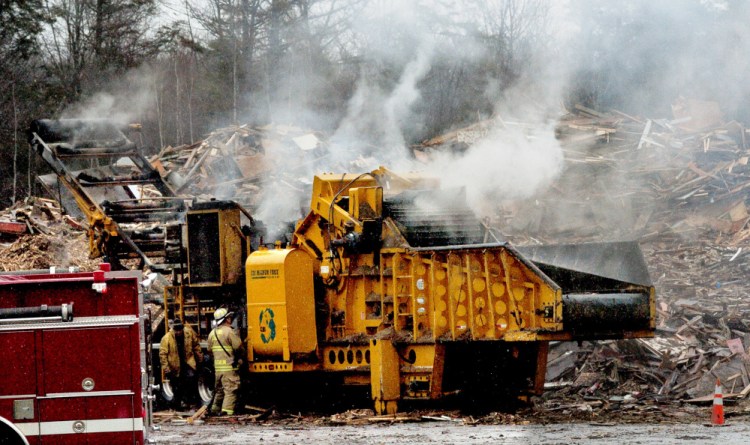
[1,0,746,209]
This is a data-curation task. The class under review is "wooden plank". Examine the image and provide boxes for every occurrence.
[637,119,652,150]
[574,103,605,118]
[0,220,27,235]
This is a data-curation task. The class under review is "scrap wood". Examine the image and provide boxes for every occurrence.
[684,393,739,405]
[62,214,84,230]
[637,119,652,150]
[243,405,270,413]
[0,232,99,272]
[16,212,51,235]
[176,147,213,193]
[153,411,182,424]
[366,415,416,423]
[574,103,606,118]
[207,412,274,424]
[187,405,208,424]
[421,415,461,422]
[545,401,604,412]
[0,220,26,235]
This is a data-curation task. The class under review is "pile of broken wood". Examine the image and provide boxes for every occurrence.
[6,102,750,418]
[0,198,97,272]
[502,101,750,412]
[154,123,328,211]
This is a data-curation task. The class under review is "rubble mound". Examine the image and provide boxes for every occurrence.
[0,199,99,272]
[0,232,99,272]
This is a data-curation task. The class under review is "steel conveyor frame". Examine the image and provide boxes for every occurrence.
[28,119,186,268]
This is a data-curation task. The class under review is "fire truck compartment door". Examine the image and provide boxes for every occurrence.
[41,325,134,394]
[0,331,36,396]
[37,322,139,444]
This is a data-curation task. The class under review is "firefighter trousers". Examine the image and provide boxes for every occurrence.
[212,370,240,415]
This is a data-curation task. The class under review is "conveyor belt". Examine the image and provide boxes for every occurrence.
[384,188,485,247]
[517,241,653,289]
[562,293,652,335]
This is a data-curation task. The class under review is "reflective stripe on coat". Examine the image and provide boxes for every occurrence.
[207,324,243,372]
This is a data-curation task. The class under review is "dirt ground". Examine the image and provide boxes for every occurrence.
[148,404,750,444]
[151,419,750,444]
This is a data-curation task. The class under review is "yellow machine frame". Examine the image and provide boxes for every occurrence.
[242,167,655,414]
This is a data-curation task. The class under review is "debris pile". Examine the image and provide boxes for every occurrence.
[155,124,328,210]
[551,106,750,400]
[441,102,750,413]
[5,101,750,421]
[0,198,97,272]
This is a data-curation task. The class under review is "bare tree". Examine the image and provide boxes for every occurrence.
[468,0,552,86]
[0,0,49,206]
[41,0,161,101]
[12,83,19,204]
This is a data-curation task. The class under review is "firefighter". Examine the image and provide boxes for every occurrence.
[159,318,204,410]
[207,308,244,416]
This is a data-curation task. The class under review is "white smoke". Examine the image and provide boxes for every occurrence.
[53,0,750,247]
[254,0,569,230]
[61,65,161,126]
[328,39,435,171]
[381,39,436,156]
[429,120,564,216]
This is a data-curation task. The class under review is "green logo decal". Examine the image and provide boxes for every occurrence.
[259,308,276,343]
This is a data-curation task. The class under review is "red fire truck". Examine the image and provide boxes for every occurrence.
[0,264,151,445]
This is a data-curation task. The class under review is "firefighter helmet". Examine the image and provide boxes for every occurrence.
[214,307,232,323]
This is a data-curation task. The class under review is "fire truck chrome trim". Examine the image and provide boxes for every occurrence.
[0,316,64,324]
[0,315,138,331]
[39,390,134,399]
[0,394,35,400]
[14,417,144,436]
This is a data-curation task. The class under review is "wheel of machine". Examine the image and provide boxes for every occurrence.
[198,361,215,406]
[160,378,175,404]
[161,376,214,408]
[198,379,214,405]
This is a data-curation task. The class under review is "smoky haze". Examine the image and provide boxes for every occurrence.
[567,0,750,120]
[254,0,567,233]
[61,65,160,128]
[56,0,750,241]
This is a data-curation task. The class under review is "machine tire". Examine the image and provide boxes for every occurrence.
[198,379,214,405]
[198,364,215,406]
[160,378,176,404]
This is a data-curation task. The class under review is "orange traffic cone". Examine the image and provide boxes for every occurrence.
[712,378,724,426]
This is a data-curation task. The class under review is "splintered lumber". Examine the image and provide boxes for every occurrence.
[366,415,416,423]
[176,147,212,193]
[187,405,208,424]
[637,119,652,150]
